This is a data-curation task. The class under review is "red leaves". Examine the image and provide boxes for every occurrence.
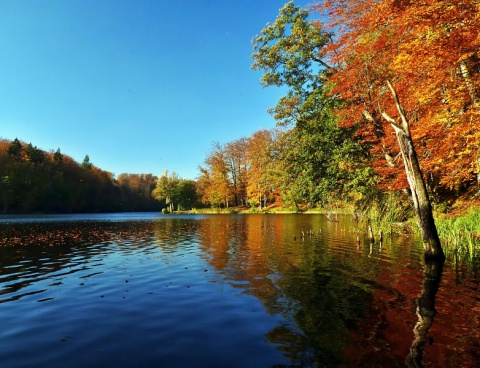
[313,0,480,196]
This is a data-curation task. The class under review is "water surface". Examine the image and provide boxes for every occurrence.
[0,213,478,367]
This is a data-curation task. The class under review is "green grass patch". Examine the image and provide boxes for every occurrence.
[189,208,239,214]
[435,208,480,263]
[362,193,413,237]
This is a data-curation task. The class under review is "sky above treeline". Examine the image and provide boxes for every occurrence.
[0,0,313,180]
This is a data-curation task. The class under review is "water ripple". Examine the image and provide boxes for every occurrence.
[0,214,478,367]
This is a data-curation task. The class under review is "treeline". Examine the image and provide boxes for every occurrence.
[196,125,372,211]
[0,138,163,213]
[196,1,480,213]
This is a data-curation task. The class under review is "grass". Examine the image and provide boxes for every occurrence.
[189,208,239,214]
[361,193,413,238]
[435,208,480,263]
[179,204,350,215]
[189,206,300,214]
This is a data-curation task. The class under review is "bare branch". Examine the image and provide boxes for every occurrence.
[362,110,374,122]
[381,111,402,131]
[386,80,410,136]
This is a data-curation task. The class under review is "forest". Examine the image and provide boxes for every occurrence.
[0,138,163,213]
[199,1,480,215]
[1,1,479,222]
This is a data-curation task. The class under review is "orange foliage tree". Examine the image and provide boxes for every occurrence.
[309,0,480,258]
[197,130,282,209]
[197,143,233,208]
[314,0,480,195]
[246,129,279,209]
[224,138,249,206]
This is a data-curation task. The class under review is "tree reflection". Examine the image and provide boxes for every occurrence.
[406,259,444,368]
[197,214,376,366]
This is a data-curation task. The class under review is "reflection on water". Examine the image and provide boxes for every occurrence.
[406,260,444,368]
[0,213,479,367]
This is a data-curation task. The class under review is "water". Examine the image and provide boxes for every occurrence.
[0,213,478,367]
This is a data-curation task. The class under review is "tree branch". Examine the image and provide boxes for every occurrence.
[386,80,410,137]
[312,56,335,71]
[381,111,402,131]
[362,110,375,122]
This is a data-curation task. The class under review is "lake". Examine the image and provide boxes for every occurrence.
[0,213,478,367]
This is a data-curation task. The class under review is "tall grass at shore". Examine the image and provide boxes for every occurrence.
[363,193,413,237]
[435,208,480,262]
[189,208,239,214]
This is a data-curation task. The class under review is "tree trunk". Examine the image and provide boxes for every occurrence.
[459,60,479,106]
[477,153,480,188]
[394,127,445,259]
[382,81,445,260]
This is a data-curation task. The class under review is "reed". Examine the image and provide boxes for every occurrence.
[435,208,480,265]
[363,193,412,237]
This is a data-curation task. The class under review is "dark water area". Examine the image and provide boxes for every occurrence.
[0,213,478,367]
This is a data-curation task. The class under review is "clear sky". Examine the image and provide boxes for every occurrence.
[0,0,312,180]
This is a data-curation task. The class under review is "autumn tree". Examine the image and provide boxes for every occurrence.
[246,129,279,209]
[196,166,214,206]
[0,138,162,213]
[199,143,234,208]
[224,138,249,206]
[117,173,159,211]
[308,0,480,258]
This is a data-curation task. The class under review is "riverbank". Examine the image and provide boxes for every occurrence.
[187,203,480,258]
[187,204,354,215]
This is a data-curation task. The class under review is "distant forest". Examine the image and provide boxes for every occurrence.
[0,138,163,214]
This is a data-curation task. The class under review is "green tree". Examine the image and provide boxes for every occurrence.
[81,154,93,170]
[251,1,333,126]
[176,179,198,210]
[252,1,374,208]
[53,148,63,163]
[152,170,180,213]
[26,143,45,165]
[8,138,23,160]
[277,90,375,208]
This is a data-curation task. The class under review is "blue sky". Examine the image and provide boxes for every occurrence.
[0,0,312,180]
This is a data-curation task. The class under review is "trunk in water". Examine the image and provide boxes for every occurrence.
[394,126,445,259]
[382,81,445,260]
